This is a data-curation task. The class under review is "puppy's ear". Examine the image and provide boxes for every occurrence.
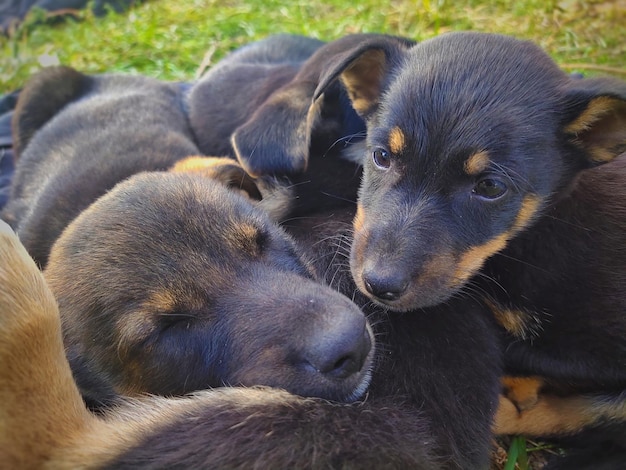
[169,156,293,222]
[232,34,412,177]
[562,77,626,165]
[12,66,89,158]
[314,35,414,119]
[231,80,315,177]
[170,156,263,200]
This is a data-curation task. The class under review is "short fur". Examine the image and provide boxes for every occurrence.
[1,64,379,409]
[47,170,375,408]
[306,32,626,465]
[0,36,504,468]
[2,66,199,267]
[0,219,438,469]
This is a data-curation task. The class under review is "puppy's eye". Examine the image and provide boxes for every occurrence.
[372,148,391,170]
[472,178,507,199]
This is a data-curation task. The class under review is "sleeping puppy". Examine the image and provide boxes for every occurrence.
[1,64,374,409]
[2,65,199,268]
[46,167,375,409]
[0,218,439,469]
[305,31,626,466]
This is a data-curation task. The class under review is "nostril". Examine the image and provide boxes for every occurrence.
[362,272,407,301]
[324,355,359,378]
[304,313,372,380]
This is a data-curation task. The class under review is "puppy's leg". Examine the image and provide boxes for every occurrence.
[494,388,626,437]
[0,220,95,468]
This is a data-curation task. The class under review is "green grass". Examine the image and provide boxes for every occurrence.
[1,0,625,93]
[0,1,623,468]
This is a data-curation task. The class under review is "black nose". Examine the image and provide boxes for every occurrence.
[305,310,371,379]
[362,271,407,301]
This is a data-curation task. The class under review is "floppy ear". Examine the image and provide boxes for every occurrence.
[562,77,626,165]
[230,80,316,177]
[314,35,414,119]
[169,156,294,222]
[232,34,412,177]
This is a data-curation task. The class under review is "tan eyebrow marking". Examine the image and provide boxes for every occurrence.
[388,126,407,154]
[463,150,490,175]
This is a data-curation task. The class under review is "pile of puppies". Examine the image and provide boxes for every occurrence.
[0,31,625,469]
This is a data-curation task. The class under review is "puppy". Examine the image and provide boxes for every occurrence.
[47,168,376,408]
[304,31,626,464]
[2,65,199,267]
[0,218,441,469]
[2,65,375,409]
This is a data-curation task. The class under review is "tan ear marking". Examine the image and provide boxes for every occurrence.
[566,96,626,164]
[565,96,618,136]
[340,49,386,115]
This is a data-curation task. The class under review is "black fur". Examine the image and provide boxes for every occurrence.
[309,31,626,465]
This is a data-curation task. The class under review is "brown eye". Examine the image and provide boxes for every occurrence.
[473,178,507,199]
[372,148,391,169]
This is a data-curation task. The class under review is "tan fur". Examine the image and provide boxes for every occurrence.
[453,233,509,286]
[0,220,98,468]
[388,126,407,154]
[565,97,626,163]
[501,376,544,411]
[463,150,490,175]
[453,195,540,286]
[340,49,386,115]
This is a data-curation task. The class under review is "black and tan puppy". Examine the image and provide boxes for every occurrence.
[303,31,626,464]
[46,168,375,408]
[1,64,375,409]
[0,218,438,469]
[2,66,199,268]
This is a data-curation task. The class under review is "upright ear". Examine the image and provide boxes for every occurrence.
[232,34,413,177]
[562,77,626,165]
[314,35,414,119]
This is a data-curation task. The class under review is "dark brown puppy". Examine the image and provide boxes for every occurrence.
[307,31,626,466]
[0,219,437,469]
[2,66,199,268]
[1,63,374,409]
[46,168,374,408]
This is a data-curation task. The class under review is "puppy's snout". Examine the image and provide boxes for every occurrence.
[362,269,408,302]
[305,309,372,379]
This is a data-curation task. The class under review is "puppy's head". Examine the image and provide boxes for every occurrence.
[45,169,374,404]
[315,32,626,311]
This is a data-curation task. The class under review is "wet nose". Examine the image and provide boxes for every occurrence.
[361,270,408,301]
[305,309,371,379]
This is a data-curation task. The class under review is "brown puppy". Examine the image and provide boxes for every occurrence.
[0,218,440,469]
[1,64,374,409]
[44,166,374,409]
